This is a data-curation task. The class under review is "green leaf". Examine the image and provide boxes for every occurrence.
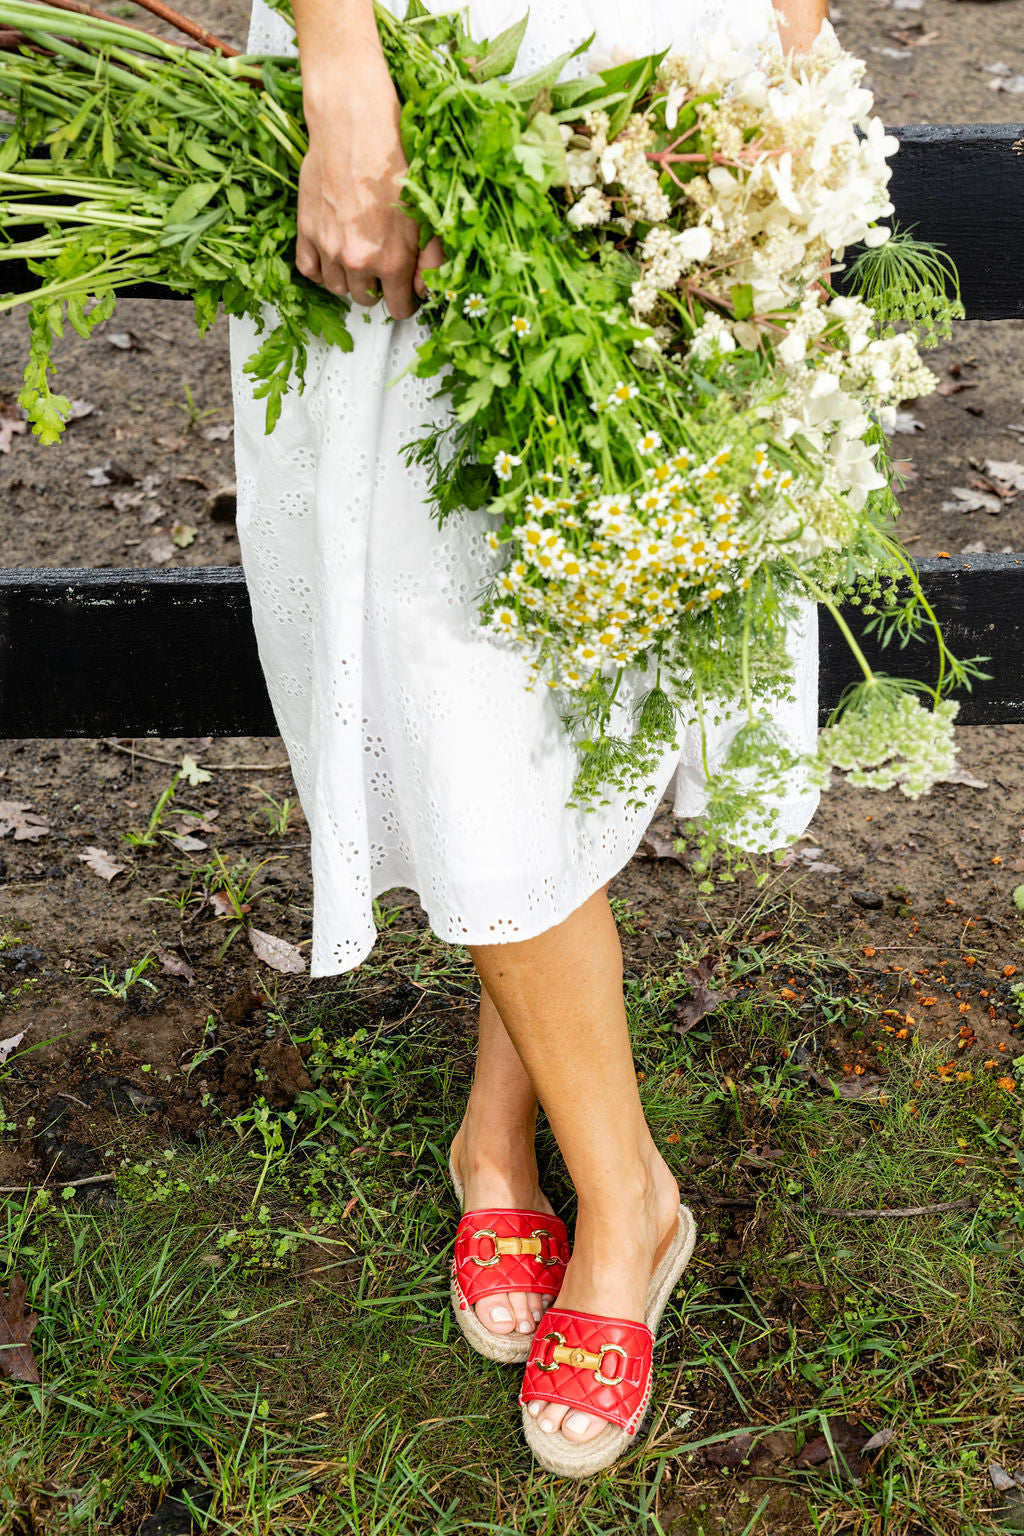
[101,118,116,175]
[1013,886,1024,913]
[165,180,219,226]
[731,282,754,320]
[455,375,496,423]
[471,12,528,80]
[225,182,247,216]
[184,139,225,173]
[511,110,569,188]
[506,35,595,102]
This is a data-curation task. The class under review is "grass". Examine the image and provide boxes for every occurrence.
[2,891,1023,1534]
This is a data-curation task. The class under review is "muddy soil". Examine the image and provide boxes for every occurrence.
[1,4,1023,1202]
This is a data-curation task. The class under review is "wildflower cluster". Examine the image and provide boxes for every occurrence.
[0,0,979,850]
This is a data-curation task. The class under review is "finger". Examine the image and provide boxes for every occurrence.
[413,233,446,300]
[318,256,350,300]
[379,263,419,320]
[295,234,324,287]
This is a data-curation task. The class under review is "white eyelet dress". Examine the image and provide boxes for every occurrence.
[229,0,821,977]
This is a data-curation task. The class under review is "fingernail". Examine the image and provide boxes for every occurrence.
[565,1412,592,1434]
[539,1419,556,1433]
[489,1305,512,1323]
[518,1320,533,1333]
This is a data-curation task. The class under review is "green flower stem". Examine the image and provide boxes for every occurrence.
[789,562,876,693]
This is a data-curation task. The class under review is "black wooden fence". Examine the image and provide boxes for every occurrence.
[1,123,1022,738]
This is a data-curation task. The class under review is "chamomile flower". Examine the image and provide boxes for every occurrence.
[509,314,532,337]
[637,429,663,453]
[463,292,488,317]
[493,451,522,481]
[607,380,640,406]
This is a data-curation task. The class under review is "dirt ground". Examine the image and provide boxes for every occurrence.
[1,2,1024,1181]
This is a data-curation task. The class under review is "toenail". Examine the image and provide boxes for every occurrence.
[489,1305,512,1322]
[565,1412,592,1435]
[518,1320,533,1333]
[532,1310,542,1323]
[539,1419,556,1433]
[527,1400,542,1417]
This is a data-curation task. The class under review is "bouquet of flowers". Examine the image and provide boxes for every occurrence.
[0,0,984,870]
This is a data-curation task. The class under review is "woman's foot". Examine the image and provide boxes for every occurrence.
[450,1122,558,1340]
[524,1150,681,1445]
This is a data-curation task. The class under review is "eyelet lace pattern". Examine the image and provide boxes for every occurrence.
[230,0,819,978]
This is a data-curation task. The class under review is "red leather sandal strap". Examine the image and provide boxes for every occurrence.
[453,1209,570,1309]
[518,1307,654,1434]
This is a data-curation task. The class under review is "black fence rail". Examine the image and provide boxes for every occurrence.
[1,123,1022,738]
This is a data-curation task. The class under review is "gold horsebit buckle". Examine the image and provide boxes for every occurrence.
[534,1333,628,1388]
[467,1227,562,1269]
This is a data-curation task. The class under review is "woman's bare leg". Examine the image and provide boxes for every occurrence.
[449,981,558,1338]
[467,884,680,1445]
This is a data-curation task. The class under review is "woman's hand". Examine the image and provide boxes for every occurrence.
[292,0,444,319]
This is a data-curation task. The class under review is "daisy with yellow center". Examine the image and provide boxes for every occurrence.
[510,314,531,336]
[607,381,640,405]
[638,429,662,453]
[463,292,487,317]
[493,450,522,481]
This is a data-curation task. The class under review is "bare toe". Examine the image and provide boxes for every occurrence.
[476,1295,516,1334]
[530,1400,570,1436]
[560,1408,608,1443]
[507,1290,537,1336]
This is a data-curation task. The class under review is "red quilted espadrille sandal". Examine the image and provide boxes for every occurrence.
[449,1153,570,1364]
[519,1201,697,1477]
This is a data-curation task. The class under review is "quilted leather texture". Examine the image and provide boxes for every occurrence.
[453,1209,570,1308]
[519,1307,654,1432]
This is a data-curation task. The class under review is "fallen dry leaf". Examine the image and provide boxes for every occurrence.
[837,1071,885,1100]
[794,1416,874,1482]
[248,928,307,974]
[891,410,925,433]
[941,486,1003,515]
[933,765,988,789]
[984,458,1024,490]
[163,832,207,853]
[0,1031,25,1065]
[674,957,738,1035]
[76,845,126,880]
[201,423,233,442]
[67,398,96,420]
[702,1431,755,1468]
[155,946,196,986]
[0,400,27,453]
[105,329,146,350]
[0,801,51,841]
[137,530,175,564]
[0,1274,41,1385]
[937,379,978,396]
[635,831,687,864]
[210,891,250,919]
[176,814,220,836]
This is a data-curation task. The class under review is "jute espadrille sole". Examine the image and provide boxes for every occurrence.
[521,1202,698,1479]
[448,1153,559,1365]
